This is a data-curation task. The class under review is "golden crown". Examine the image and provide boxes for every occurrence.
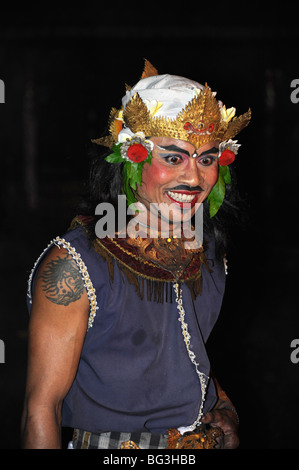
[93,60,251,149]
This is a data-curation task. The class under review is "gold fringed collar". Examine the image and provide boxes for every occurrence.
[69,216,212,302]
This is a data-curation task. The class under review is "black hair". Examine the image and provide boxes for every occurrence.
[78,144,247,261]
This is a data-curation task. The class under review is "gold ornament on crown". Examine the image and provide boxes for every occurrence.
[92,60,251,149]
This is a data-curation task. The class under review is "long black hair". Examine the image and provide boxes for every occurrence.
[78,143,247,261]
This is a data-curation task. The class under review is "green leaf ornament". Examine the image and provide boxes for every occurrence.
[207,165,231,218]
[105,144,123,163]
[105,143,153,209]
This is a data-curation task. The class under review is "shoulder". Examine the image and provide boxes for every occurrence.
[27,223,101,328]
[37,244,86,307]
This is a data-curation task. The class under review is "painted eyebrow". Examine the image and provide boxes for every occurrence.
[156,144,190,157]
[157,144,219,158]
[197,146,219,157]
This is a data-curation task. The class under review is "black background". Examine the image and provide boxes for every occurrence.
[0,4,299,449]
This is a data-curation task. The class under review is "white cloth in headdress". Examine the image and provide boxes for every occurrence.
[121,74,204,119]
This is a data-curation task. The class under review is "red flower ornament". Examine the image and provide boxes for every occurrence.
[218,149,235,166]
[127,143,149,163]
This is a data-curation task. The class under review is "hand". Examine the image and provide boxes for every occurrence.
[202,408,239,449]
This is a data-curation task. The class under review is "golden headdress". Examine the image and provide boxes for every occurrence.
[93,60,251,150]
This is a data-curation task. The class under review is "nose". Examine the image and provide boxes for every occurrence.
[177,158,205,189]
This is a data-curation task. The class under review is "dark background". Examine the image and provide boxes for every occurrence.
[0,5,299,449]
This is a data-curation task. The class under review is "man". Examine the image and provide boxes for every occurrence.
[21,61,251,449]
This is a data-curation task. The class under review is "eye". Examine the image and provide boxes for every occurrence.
[198,155,216,166]
[163,154,183,165]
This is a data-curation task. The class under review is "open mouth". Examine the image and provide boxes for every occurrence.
[165,190,200,206]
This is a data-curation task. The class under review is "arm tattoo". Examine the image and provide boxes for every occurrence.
[40,252,85,306]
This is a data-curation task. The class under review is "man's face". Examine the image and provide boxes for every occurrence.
[135,136,219,227]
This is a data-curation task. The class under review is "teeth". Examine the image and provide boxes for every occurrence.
[167,191,196,203]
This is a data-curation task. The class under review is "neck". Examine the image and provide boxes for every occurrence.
[132,213,182,239]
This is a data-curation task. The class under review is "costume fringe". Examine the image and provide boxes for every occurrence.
[94,239,175,303]
[93,238,203,303]
[69,216,205,303]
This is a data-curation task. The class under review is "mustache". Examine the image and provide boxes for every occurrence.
[168,184,204,192]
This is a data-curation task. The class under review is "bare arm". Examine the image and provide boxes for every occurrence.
[21,246,89,448]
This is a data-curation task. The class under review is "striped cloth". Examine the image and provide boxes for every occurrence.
[71,429,169,449]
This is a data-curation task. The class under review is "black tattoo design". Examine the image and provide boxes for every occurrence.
[40,253,85,306]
